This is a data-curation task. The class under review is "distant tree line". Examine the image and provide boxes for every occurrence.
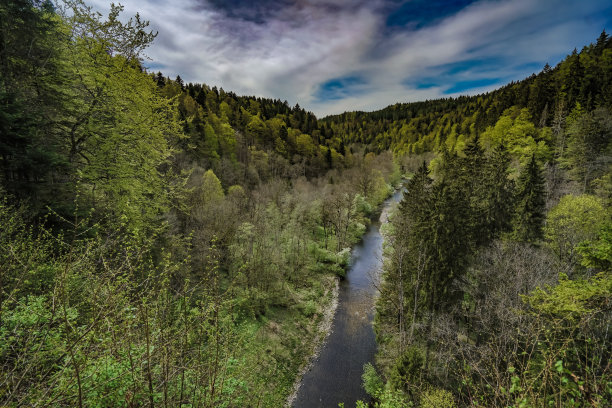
[323,31,612,158]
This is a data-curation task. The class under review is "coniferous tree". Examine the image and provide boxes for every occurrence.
[512,154,546,243]
[458,136,489,245]
[563,107,612,193]
[389,162,433,348]
[594,29,609,56]
[483,143,515,237]
[0,0,68,214]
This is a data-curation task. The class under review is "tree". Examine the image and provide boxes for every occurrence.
[480,107,551,167]
[59,1,179,234]
[392,162,433,348]
[455,136,489,245]
[0,0,68,214]
[512,155,546,243]
[563,107,612,193]
[577,222,612,271]
[483,144,515,238]
[545,194,606,271]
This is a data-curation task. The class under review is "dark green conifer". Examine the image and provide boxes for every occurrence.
[325,146,333,168]
[594,29,609,55]
[456,136,489,246]
[398,161,433,234]
[512,155,546,243]
[484,144,515,238]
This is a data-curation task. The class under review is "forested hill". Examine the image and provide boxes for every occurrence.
[1,1,611,407]
[322,31,612,155]
[1,1,398,406]
[363,31,612,407]
[147,76,347,193]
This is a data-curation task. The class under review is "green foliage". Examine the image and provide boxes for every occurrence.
[508,272,612,407]
[202,168,225,201]
[389,346,424,393]
[297,300,317,318]
[562,107,612,192]
[323,33,611,156]
[357,387,410,408]
[3,3,610,407]
[481,107,551,167]
[0,1,402,405]
[419,387,456,408]
[545,194,607,267]
[0,0,70,214]
[358,32,612,408]
[512,155,546,243]
[577,222,612,270]
[353,193,373,216]
[362,362,384,398]
[525,272,611,319]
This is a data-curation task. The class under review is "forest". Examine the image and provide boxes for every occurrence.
[0,0,610,407]
[0,1,399,406]
[363,30,612,408]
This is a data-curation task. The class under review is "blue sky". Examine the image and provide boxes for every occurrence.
[88,0,612,116]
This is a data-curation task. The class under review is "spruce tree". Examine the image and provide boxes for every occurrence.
[484,144,515,239]
[398,161,433,228]
[512,155,546,243]
[393,161,434,345]
[459,136,488,246]
[325,146,333,168]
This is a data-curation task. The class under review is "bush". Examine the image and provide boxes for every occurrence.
[353,194,373,216]
[390,346,424,393]
[336,247,351,267]
[362,363,384,398]
[298,300,317,318]
[420,387,456,408]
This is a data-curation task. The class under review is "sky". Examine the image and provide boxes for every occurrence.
[87,0,612,117]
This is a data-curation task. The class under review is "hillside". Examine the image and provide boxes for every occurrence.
[0,1,397,406]
[1,1,610,407]
[359,33,612,408]
[323,31,612,157]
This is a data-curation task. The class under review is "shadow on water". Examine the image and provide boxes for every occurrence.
[293,189,404,408]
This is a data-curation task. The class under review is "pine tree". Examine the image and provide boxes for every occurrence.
[483,144,515,238]
[594,29,609,55]
[512,155,546,243]
[459,136,489,245]
[325,146,333,168]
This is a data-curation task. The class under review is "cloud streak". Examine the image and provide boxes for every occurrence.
[88,0,611,116]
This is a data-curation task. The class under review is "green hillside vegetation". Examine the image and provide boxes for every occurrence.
[323,30,611,161]
[1,1,611,407]
[0,1,398,406]
[361,33,612,408]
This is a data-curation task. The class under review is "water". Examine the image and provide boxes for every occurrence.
[293,189,404,408]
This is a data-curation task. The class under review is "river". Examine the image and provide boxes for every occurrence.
[292,188,404,408]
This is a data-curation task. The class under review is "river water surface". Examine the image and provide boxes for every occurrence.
[293,189,404,408]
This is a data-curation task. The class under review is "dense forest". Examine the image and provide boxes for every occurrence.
[362,32,612,408]
[1,0,610,407]
[323,30,611,159]
[0,1,399,406]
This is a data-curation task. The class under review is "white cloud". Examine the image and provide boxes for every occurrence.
[85,0,611,116]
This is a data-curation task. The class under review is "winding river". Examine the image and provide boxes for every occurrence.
[293,189,404,408]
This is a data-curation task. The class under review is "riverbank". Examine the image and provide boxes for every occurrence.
[285,277,339,407]
[286,186,403,407]
[291,188,404,407]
